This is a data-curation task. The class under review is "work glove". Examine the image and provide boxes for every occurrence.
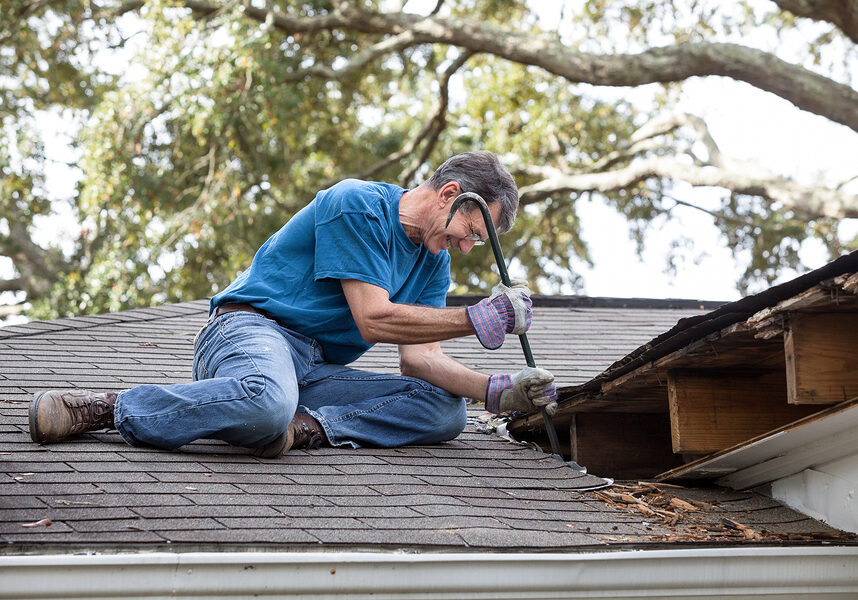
[485,367,558,416]
[466,281,533,350]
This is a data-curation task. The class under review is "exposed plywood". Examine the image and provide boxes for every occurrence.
[667,370,819,454]
[840,272,858,295]
[571,412,682,480]
[785,312,858,405]
[747,287,857,332]
[599,325,784,400]
[564,383,667,415]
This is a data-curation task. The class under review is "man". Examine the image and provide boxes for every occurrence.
[29,151,558,456]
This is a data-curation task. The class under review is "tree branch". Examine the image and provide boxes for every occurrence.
[630,113,723,165]
[90,2,858,132]
[316,50,473,188]
[6,215,55,285]
[0,278,25,293]
[196,1,858,134]
[518,156,858,220]
[283,31,418,82]
[399,50,474,186]
[0,303,26,319]
[772,0,858,44]
[662,193,758,228]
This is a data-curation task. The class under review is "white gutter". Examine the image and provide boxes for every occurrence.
[2,547,858,599]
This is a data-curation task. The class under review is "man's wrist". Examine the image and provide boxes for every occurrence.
[485,373,512,413]
[466,301,505,350]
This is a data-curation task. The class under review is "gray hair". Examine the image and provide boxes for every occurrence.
[426,151,519,234]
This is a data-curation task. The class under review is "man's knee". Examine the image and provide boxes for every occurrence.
[242,374,293,435]
[434,393,467,442]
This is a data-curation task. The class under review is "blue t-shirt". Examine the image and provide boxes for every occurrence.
[210,179,451,364]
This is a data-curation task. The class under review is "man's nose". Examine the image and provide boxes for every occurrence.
[459,238,476,254]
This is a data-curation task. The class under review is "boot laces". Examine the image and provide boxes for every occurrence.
[294,420,323,450]
[65,393,114,432]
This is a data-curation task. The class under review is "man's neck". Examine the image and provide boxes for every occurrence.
[399,185,434,245]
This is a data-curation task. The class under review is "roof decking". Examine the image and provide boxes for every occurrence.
[0,298,850,552]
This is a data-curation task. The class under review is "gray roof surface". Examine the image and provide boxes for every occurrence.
[0,299,847,552]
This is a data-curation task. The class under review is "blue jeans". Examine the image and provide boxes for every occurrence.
[113,311,467,451]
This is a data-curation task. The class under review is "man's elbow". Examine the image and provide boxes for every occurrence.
[399,353,420,378]
[399,348,434,380]
[356,322,383,344]
[353,310,393,344]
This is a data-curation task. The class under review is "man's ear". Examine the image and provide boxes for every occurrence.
[438,181,461,205]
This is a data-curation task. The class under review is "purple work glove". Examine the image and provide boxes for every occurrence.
[486,367,558,415]
[466,282,533,350]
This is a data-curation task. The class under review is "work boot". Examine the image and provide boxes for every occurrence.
[254,412,327,458]
[29,389,118,444]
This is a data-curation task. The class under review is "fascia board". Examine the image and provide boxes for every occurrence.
[662,400,858,489]
[718,410,858,490]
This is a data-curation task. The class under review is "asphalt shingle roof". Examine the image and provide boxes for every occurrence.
[1,299,847,552]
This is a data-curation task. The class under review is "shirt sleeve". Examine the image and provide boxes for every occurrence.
[415,253,451,308]
[314,207,392,293]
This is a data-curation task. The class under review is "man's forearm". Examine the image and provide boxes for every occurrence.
[361,303,474,345]
[399,344,489,400]
[342,279,475,345]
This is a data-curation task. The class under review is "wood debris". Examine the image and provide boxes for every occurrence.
[594,482,710,528]
[721,517,763,541]
[834,273,858,296]
[20,518,52,528]
[591,482,858,544]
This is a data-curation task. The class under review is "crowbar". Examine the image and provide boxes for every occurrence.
[446,192,570,461]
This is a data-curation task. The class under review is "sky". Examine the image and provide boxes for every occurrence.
[4,0,858,321]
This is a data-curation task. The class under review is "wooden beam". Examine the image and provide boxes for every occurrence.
[785,312,858,404]
[668,369,819,454]
[571,412,683,479]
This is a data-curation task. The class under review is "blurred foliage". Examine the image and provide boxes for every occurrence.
[1,0,856,320]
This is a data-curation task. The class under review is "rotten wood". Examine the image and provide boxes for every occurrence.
[569,417,578,464]
[510,270,858,479]
[839,272,858,295]
[667,369,819,454]
[785,312,858,404]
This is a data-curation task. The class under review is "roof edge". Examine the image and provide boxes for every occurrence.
[447,295,727,309]
[577,249,858,392]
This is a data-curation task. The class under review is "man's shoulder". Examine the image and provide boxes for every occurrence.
[315,179,404,223]
[324,179,404,203]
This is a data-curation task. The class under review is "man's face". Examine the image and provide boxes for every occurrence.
[428,201,501,256]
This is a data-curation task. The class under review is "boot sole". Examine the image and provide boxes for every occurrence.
[29,391,46,444]
[253,427,295,458]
